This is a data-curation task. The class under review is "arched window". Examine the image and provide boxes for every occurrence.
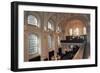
[56,26,61,33]
[83,27,87,35]
[48,21,54,31]
[69,28,73,36]
[27,15,39,27]
[58,36,60,46]
[48,35,52,49]
[29,34,39,54]
[74,28,79,36]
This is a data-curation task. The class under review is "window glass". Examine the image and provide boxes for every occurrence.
[28,15,38,27]
[29,34,39,54]
[48,21,54,30]
[48,35,52,49]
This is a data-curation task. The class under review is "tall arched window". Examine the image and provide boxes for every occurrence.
[69,28,73,36]
[83,27,87,35]
[48,35,52,49]
[74,28,79,36]
[29,34,39,54]
[48,21,54,31]
[27,15,39,27]
[58,36,60,46]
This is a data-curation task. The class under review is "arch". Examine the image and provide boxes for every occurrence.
[66,15,89,26]
[65,16,89,36]
[27,12,41,27]
[27,15,38,26]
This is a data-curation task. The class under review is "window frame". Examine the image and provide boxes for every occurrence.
[28,33,39,55]
[48,21,54,31]
[27,15,39,27]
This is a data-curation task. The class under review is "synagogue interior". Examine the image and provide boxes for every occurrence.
[24,11,90,62]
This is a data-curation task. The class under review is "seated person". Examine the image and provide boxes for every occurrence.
[49,50,54,60]
[51,56,55,60]
[57,48,64,58]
